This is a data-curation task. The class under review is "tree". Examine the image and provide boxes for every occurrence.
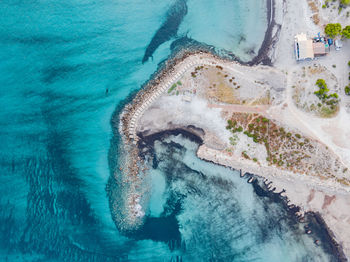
[342,26,350,39]
[316,79,327,89]
[315,79,330,100]
[325,23,342,38]
[345,86,350,96]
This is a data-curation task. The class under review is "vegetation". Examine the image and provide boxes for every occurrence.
[226,114,316,172]
[314,79,329,99]
[342,25,350,38]
[226,120,243,133]
[345,62,350,96]
[168,83,177,93]
[314,79,339,108]
[345,86,350,95]
[314,79,339,117]
[224,113,350,186]
[324,21,350,39]
[229,135,239,146]
[294,69,340,117]
[191,66,204,78]
[322,0,350,13]
[242,151,250,160]
[325,23,342,38]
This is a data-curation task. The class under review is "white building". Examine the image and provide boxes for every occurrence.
[294,33,314,61]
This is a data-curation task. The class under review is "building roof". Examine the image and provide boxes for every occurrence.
[295,33,314,60]
[313,42,326,55]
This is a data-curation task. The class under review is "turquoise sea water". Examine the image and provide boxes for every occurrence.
[0,0,342,261]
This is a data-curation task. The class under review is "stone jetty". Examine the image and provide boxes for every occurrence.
[124,53,222,144]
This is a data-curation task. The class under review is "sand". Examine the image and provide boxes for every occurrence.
[119,0,350,258]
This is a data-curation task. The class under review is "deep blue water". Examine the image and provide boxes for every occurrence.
[0,0,342,261]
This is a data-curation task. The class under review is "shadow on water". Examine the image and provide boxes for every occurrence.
[125,198,183,250]
[142,0,188,64]
[136,129,348,261]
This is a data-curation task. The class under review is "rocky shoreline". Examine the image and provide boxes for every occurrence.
[119,0,282,144]
[137,127,347,261]
[114,51,349,260]
[111,0,349,259]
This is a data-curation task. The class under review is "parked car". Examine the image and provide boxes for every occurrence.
[335,39,343,51]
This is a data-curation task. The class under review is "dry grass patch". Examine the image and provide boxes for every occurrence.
[225,113,350,185]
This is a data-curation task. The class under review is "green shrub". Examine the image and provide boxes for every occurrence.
[316,79,327,89]
[229,137,238,146]
[325,23,342,38]
[345,86,350,95]
[168,84,177,93]
[330,93,338,98]
[314,79,331,100]
[342,26,350,38]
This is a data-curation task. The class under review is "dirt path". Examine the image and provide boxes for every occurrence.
[207,104,269,114]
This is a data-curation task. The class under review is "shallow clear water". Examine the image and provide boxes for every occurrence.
[0,0,340,261]
[138,134,337,261]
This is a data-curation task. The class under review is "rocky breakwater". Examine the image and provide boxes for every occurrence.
[124,54,220,143]
[114,51,221,231]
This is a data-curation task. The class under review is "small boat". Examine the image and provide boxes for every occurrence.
[240,169,244,177]
[248,177,254,183]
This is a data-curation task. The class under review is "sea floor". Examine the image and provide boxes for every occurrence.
[125,132,340,261]
[0,0,342,261]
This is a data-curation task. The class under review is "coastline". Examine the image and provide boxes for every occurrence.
[112,0,350,259]
[249,0,278,65]
[115,51,350,258]
[119,0,283,142]
[137,127,348,261]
